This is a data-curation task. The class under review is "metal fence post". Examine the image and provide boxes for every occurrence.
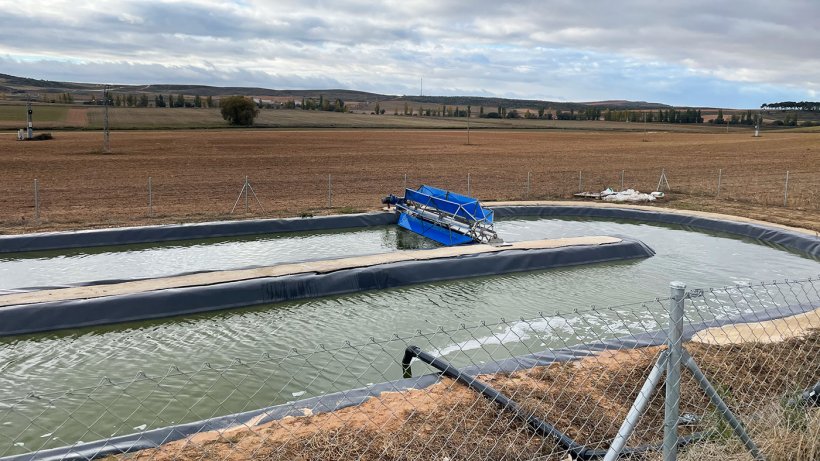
[34,179,40,224]
[783,171,789,207]
[664,281,686,461]
[328,174,333,208]
[604,350,669,461]
[526,171,531,198]
[467,173,471,196]
[620,170,624,191]
[403,173,407,191]
[578,170,583,193]
[716,169,722,198]
[244,176,249,213]
[148,176,153,216]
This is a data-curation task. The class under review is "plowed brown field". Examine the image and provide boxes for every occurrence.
[1,129,819,233]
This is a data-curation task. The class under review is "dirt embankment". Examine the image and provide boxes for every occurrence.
[1,129,819,234]
[115,325,820,461]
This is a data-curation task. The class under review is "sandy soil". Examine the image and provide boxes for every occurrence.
[1,129,819,233]
[114,330,820,461]
[691,306,820,345]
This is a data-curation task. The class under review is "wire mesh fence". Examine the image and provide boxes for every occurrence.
[4,166,820,231]
[1,277,818,460]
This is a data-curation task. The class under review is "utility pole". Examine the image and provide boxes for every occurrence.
[643,112,647,141]
[103,85,110,153]
[754,113,761,137]
[26,95,33,139]
[466,106,471,145]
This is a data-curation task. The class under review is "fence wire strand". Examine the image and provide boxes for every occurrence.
[1,279,819,460]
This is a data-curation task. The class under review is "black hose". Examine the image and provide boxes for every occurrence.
[401,345,709,460]
[402,345,589,460]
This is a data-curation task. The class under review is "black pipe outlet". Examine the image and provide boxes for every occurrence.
[401,345,708,460]
[402,345,589,460]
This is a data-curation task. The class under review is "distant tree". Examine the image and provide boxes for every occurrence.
[175,94,185,108]
[538,107,545,118]
[479,106,484,117]
[138,94,149,107]
[206,96,213,108]
[115,95,122,107]
[168,95,173,108]
[220,96,259,126]
[714,109,725,125]
[194,95,202,108]
[155,94,166,108]
[374,103,380,115]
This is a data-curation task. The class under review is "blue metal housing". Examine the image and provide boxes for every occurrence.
[387,185,499,246]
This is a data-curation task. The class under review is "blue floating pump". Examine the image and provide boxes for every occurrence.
[383,185,501,246]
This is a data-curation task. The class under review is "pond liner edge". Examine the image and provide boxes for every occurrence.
[0,237,654,337]
[3,301,815,461]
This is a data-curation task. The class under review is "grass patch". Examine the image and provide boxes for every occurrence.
[0,104,68,122]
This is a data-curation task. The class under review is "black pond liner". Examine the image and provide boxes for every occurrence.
[2,205,818,459]
[0,212,398,254]
[2,205,817,258]
[0,237,654,336]
[491,205,820,258]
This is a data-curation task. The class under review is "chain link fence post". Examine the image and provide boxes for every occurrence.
[783,170,789,207]
[664,281,686,461]
[33,178,40,225]
[328,174,333,208]
[148,176,153,217]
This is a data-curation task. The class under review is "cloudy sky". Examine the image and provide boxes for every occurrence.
[0,1,817,107]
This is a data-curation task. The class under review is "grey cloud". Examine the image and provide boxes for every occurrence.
[0,0,816,106]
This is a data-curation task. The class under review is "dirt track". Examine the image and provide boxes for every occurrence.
[1,129,819,233]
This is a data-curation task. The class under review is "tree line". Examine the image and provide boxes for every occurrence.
[79,93,215,108]
[708,109,759,125]
[761,101,819,111]
[280,95,347,112]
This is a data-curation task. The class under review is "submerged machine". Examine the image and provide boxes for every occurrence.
[383,185,500,246]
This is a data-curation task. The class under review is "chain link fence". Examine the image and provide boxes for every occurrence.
[1,277,818,460]
[5,166,820,230]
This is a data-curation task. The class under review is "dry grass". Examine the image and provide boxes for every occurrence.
[677,406,820,461]
[114,331,820,461]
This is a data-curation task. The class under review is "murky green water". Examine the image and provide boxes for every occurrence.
[1,217,818,456]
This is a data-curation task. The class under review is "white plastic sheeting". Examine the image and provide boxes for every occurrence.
[602,189,660,203]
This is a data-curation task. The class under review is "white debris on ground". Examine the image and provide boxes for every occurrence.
[601,188,664,202]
